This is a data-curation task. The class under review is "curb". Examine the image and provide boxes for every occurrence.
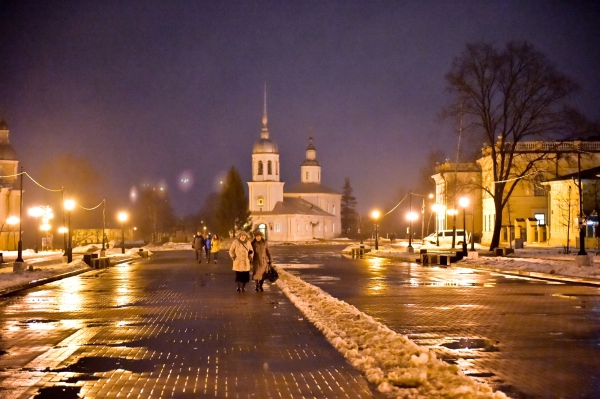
[0,256,139,297]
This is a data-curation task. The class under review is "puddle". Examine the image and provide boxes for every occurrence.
[52,356,156,373]
[441,338,499,352]
[33,386,81,398]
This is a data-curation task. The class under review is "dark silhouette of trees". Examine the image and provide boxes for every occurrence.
[216,166,250,237]
[340,178,358,236]
[132,186,176,243]
[445,41,579,250]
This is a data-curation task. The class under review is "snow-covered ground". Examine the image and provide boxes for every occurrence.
[343,241,600,282]
[275,265,507,398]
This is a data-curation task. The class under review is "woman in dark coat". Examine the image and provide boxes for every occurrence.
[251,230,272,292]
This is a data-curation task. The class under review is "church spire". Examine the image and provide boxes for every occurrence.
[261,84,269,139]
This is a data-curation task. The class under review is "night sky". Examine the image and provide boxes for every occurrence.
[1,1,599,218]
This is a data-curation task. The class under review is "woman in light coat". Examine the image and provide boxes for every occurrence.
[251,230,272,292]
[229,231,253,292]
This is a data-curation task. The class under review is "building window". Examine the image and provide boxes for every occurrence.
[332,223,335,233]
[306,171,309,180]
[276,163,279,175]
[297,223,300,232]
[258,198,264,206]
[275,223,281,233]
[534,213,546,225]
[332,205,336,215]
[324,224,328,232]
[258,161,263,175]
[305,223,309,231]
[268,161,272,175]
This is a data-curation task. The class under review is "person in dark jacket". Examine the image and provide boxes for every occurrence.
[251,230,272,292]
[192,232,205,264]
[204,234,212,263]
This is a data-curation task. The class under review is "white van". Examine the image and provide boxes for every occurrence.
[424,229,470,246]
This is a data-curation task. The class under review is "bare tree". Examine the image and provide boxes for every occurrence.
[445,42,578,250]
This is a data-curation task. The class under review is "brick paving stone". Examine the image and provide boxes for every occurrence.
[0,250,382,399]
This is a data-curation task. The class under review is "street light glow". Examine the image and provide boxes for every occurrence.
[459,197,470,208]
[28,206,43,218]
[59,227,68,234]
[64,199,75,211]
[118,212,128,222]
[40,223,51,231]
[447,208,458,216]
[6,216,19,225]
[371,210,380,220]
[407,211,418,221]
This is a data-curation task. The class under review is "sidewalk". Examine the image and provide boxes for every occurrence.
[0,247,145,297]
[344,241,600,286]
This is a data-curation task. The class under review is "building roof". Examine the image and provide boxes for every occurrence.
[0,144,17,160]
[253,138,278,153]
[253,197,332,216]
[548,165,600,181]
[285,182,340,195]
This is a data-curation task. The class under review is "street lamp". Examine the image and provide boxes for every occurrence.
[371,210,380,250]
[64,199,75,262]
[28,206,44,253]
[7,216,19,250]
[459,197,469,256]
[118,212,128,254]
[407,211,418,253]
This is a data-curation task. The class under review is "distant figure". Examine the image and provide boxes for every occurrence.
[229,231,252,292]
[192,232,205,264]
[204,234,212,263]
[251,230,272,292]
[211,234,221,264]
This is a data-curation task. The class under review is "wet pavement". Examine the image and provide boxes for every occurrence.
[0,251,380,399]
[272,245,600,399]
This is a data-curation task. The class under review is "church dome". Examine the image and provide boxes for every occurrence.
[253,138,278,154]
[0,144,17,160]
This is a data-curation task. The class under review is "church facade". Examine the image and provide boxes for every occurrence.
[248,101,341,242]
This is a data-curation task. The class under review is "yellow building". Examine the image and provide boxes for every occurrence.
[0,120,22,250]
[433,139,600,248]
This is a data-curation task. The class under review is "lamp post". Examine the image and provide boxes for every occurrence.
[64,199,75,262]
[432,204,444,246]
[577,150,587,256]
[471,203,476,252]
[40,223,51,251]
[118,212,128,254]
[447,208,458,249]
[101,199,106,254]
[28,206,43,253]
[407,211,418,253]
[371,210,380,250]
[7,216,19,250]
[459,197,469,256]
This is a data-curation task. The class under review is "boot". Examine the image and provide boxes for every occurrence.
[259,280,264,292]
[255,281,260,292]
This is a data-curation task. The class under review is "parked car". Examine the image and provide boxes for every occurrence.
[424,229,470,246]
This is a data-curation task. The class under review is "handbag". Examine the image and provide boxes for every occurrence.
[266,264,279,282]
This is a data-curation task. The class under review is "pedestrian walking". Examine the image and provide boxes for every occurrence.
[251,230,272,292]
[229,231,253,292]
[192,232,205,264]
[211,234,221,263]
[204,234,212,263]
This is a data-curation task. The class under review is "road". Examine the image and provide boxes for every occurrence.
[271,245,600,399]
[1,245,599,398]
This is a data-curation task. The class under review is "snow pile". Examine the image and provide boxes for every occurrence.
[0,260,88,291]
[275,267,507,399]
[144,242,192,251]
[459,255,600,278]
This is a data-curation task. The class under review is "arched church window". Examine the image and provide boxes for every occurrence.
[268,161,272,175]
[276,163,279,175]
[306,171,309,180]
[258,161,263,175]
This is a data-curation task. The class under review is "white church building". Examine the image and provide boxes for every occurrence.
[248,101,341,242]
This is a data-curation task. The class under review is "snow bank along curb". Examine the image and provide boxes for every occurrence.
[275,267,507,399]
